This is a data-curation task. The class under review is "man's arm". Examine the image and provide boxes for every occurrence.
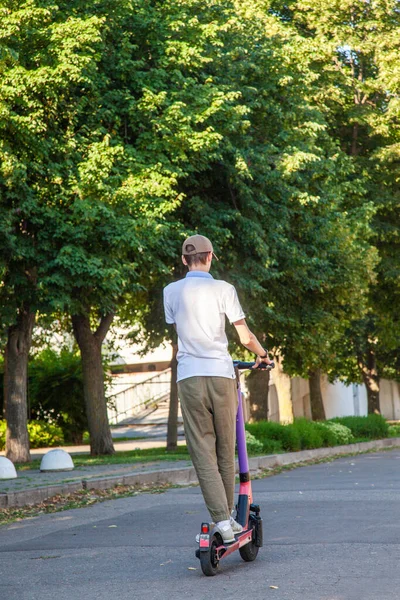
[233,319,272,367]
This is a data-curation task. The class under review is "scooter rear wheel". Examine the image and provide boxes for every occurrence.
[200,535,219,576]
[239,519,259,562]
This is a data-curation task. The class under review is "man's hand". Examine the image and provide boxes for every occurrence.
[253,354,273,369]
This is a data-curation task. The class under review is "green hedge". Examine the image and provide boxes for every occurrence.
[389,424,400,437]
[0,420,64,451]
[245,416,389,454]
[317,421,355,445]
[330,414,389,439]
[0,414,390,455]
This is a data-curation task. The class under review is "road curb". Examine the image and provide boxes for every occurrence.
[2,437,400,509]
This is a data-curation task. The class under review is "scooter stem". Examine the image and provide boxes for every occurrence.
[236,374,250,477]
[235,367,253,526]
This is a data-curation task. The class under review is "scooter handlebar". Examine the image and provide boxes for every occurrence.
[233,360,275,370]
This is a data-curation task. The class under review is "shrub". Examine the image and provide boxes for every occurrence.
[293,418,324,450]
[0,420,5,450]
[388,424,400,438]
[245,430,264,454]
[279,423,302,451]
[331,414,389,440]
[246,417,357,453]
[27,420,64,448]
[261,439,284,454]
[0,419,64,451]
[246,420,284,442]
[246,420,301,452]
[28,348,87,444]
[320,422,354,445]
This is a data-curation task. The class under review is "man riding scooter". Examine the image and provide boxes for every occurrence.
[163,234,272,543]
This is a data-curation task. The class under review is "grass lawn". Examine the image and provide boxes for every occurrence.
[16,446,190,471]
[14,436,375,472]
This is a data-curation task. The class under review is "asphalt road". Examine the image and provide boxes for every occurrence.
[2,450,400,600]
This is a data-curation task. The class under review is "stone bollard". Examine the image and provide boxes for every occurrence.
[40,449,74,472]
[0,457,18,479]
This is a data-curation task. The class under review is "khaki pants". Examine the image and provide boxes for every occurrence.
[178,376,237,523]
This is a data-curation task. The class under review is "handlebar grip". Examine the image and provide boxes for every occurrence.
[233,361,275,370]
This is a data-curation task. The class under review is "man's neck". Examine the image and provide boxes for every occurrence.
[188,265,211,273]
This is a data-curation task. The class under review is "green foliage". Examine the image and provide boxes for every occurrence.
[27,421,64,449]
[317,421,354,446]
[246,416,374,452]
[133,0,376,391]
[293,418,325,449]
[246,420,301,452]
[28,348,87,444]
[388,425,400,438]
[331,414,389,440]
[0,420,5,450]
[0,0,105,322]
[269,0,400,389]
[245,429,264,454]
[0,420,64,450]
[1,0,399,445]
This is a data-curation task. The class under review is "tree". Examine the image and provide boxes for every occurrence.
[246,369,271,421]
[173,0,376,418]
[36,0,268,453]
[130,0,377,424]
[166,339,179,451]
[1,0,255,457]
[0,1,103,461]
[270,0,400,412]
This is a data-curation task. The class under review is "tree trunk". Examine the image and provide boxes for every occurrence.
[308,369,326,421]
[247,369,270,422]
[5,307,35,463]
[166,342,179,451]
[71,313,115,455]
[359,349,380,414]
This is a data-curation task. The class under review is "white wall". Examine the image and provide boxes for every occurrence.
[380,379,400,420]
[291,377,311,419]
[281,373,400,422]
[320,377,367,419]
[285,375,369,421]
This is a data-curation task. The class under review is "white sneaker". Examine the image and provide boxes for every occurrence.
[215,519,235,543]
[230,517,243,534]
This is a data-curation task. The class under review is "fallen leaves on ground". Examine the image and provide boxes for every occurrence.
[0,482,173,527]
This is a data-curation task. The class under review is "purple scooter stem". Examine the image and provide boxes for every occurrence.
[236,382,249,475]
[234,365,252,526]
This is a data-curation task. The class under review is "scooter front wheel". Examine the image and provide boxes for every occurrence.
[200,535,220,576]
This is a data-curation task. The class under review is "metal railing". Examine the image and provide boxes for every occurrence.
[107,368,171,425]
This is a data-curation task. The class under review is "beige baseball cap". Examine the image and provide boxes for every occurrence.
[182,234,219,260]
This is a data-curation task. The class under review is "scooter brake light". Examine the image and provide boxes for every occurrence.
[201,523,209,534]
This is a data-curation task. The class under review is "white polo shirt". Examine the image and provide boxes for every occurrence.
[163,271,245,382]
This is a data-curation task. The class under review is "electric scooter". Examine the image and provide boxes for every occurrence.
[195,360,274,576]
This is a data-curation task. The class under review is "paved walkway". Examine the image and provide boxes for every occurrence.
[0,435,189,506]
[3,450,400,599]
[0,457,192,494]
[110,399,184,439]
[2,437,400,510]
[0,401,186,505]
